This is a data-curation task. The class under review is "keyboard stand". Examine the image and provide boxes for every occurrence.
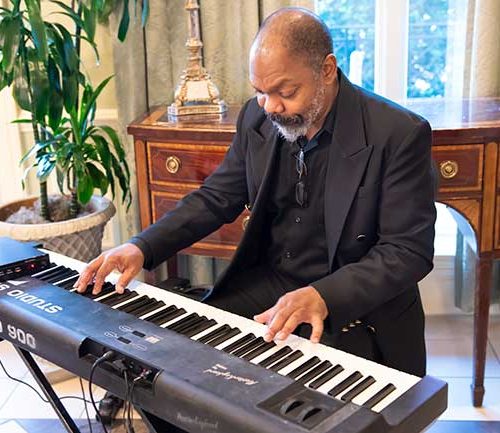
[14,345,82,433]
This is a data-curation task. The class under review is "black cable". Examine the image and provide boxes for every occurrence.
[79,377,93,433]
[0,357,104,405]
[123,370,136,433]
[88,351,115,433]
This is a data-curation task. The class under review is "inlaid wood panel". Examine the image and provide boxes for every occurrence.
[495,197,500,251]
[441,198,481,242]
[148,142,229,186]
[432,144,483,192]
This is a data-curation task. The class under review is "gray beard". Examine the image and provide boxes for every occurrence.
[273,84,326,143]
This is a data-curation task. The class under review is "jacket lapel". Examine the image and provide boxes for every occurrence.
[214,119,279,290]
[325,73,373,270]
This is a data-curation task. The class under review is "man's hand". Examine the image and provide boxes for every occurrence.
[253,286,328,344]
[74,243,145,295]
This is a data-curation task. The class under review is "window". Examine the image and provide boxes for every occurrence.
[315,0,469,100]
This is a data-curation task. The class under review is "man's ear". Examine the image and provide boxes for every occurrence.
[322,54,337,84]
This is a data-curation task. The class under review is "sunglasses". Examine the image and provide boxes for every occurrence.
[295,146,307,207]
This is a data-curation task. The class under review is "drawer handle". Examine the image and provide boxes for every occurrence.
[242,215,250,231]
[440,160,459,179]
[165,156,181,174]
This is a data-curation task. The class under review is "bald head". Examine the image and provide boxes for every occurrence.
[250,8,333,72]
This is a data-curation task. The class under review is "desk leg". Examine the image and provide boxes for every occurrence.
[472,254,493,407]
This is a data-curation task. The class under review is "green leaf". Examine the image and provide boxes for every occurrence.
[53,23,79,73]
[117,0,130,42]
[1,17,21,74]
[83,4,97,42]
[50,1,85,28]
[47,56,63,131]
[91,134,115,198]
[76,168,93,204]
[87,162,108,195]
[26,0,49,62]
[12,59,31,112]
[62,71,78,114]
[30,56,50,122]
[36,154,56,182]
[79,75,113,126]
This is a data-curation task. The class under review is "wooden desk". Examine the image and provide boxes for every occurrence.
[128,99,500,407]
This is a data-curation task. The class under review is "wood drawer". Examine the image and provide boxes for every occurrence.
[151,190,250,247]
[148,142,228,186]
[432,144,483,192]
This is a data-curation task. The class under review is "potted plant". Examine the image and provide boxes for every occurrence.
[0,0,147,261]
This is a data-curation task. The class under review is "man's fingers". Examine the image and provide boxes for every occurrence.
[74,257,103,292]
[253,309,272,324]
[115,268,136,294]
[91,260,116,294]
[276,313,301,341]
[310,317,324,344]
[264,309,291,342]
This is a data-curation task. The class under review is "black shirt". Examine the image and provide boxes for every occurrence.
[262,101,337,287]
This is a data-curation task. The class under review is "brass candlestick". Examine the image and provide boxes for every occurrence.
[168,0,227,116]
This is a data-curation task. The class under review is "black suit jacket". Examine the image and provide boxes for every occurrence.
[131,71,436,376]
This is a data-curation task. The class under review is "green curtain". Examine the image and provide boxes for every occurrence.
[109,0,313,284]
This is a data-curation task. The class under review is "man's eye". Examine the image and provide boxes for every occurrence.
[280,89,297,98]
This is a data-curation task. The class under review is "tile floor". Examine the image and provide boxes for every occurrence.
[0,315,499,431]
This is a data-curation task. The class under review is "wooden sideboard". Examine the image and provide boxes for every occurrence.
[128,99,500,407]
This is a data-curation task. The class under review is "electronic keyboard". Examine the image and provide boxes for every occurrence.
[0,249,447,433]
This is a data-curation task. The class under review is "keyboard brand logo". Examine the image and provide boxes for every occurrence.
[3,287,63,314]
[203,363,259,386]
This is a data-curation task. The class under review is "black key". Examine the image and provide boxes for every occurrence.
[81,283,115,299]
[309,364,344,390]
[328,371,363,397]
[167,313,198,331]
[100,291,138,307]
[231,337,265,357]
[146,307,184,326]
[222,334,255,353]
[175,315,206,334]
[269,351,304,372]
[34,265,66,280]
[197,325,231,344]
[287,356,321,380]
[259,347,293,368]
[184,319,217,338]
[341,376,376,402]
[362,384,397,409]
[132,300,165,317]
[50,270,79,284]
[154,308,187,326]
[143,305,178,322]
[242,341,276,361]
[297,360,332,384]
[206,327,242,347]
[54,275,79,290]
[44,268,75,283]
[119,295,150,313]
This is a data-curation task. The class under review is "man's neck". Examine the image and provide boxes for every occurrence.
[305,80,339,140]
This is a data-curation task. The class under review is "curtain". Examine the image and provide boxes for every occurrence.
[109,0,313,285]
[464,0,500,97]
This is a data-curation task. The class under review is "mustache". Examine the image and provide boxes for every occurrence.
[267,112,304,126]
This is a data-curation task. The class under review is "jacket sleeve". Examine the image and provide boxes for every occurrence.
[129,102,251,270]
[311,120,436,330]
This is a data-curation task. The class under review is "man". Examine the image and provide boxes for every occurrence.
[76,7,436,378]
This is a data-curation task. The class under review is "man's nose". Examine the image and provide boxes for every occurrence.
[260,95,284,115]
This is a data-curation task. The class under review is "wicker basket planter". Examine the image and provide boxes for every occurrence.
[0,195,115,262]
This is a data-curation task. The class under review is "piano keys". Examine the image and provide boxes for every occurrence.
[0,249,447,433]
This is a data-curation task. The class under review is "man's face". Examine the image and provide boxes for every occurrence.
[249,46,327,142]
